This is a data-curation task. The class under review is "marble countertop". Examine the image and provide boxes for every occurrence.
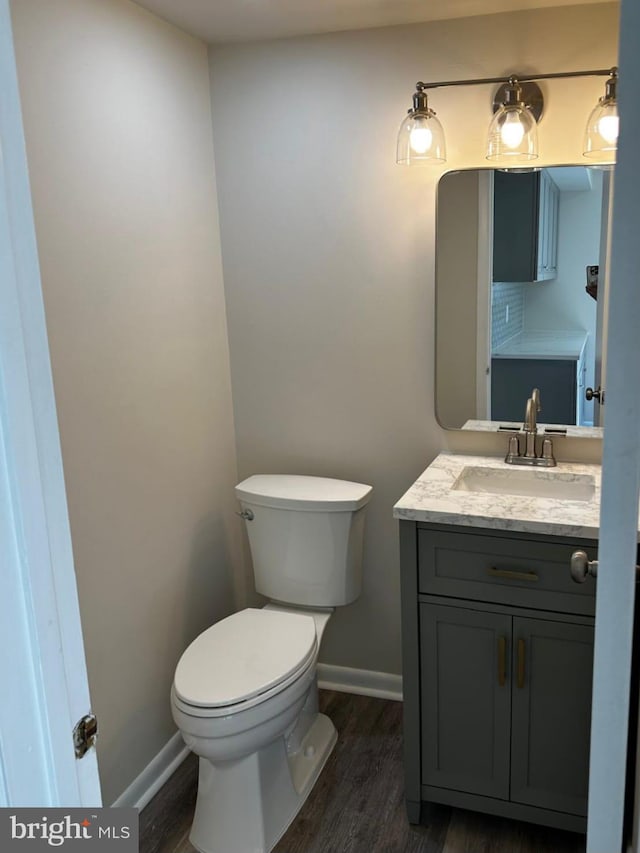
[462,419,603,440]
[492,329,588,361]
[393,452,602,539]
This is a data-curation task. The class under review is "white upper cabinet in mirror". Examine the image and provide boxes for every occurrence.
[435,166,613,437]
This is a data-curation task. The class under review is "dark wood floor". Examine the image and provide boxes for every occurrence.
[140,691,586,853]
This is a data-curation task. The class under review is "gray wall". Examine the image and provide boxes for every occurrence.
[10,0,242,805]
[209,3,618,675]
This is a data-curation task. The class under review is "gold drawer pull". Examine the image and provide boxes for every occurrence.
[517,638,526,689]
[498,636,507,687]
[487,567,539,583]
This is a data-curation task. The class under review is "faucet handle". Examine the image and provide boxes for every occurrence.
[541,437,556,466]
[505,434,521,463]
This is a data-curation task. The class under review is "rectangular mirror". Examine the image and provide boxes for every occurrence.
[435,165,613,436]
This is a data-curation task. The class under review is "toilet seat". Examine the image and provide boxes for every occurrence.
[173,608,317,717]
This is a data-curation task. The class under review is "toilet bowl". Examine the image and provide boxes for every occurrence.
[171,474,372,853]
[171,606,335,853]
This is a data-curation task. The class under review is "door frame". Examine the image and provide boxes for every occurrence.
[476,170,493,420]
[0,0,101,807]
[593,169,613,428]
[587,1,640,849]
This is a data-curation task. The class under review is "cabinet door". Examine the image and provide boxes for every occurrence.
[537,171,549,278]
[420,603,511,799]
[493,171,538,282]
[536,171,559,281]
[547,178,559,278]
[491,357,577,424]
[510,617,594,816]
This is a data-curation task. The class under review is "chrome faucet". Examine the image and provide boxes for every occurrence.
[504,388,556,467]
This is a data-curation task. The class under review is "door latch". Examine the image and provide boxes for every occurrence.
[570,550,598,583]
[585,386,604,404]
[571,551,640,584]
[73,714,98,758]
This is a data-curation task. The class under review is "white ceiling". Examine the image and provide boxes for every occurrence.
[132,0,610,45]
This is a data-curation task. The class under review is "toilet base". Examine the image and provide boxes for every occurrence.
[189,713,337,853]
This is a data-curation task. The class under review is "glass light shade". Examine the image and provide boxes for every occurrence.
[583,100,619,158]
[396,111,446,165]
[486,105,538,162]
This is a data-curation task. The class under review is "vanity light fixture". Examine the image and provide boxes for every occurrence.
[583,68,619,157]
[396,67,618,166]
[396,82,446,164]
[487,78,542,162]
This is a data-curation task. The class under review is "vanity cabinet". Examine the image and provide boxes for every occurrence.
[400,522,597,833]
[493,169,559,283]
[421,605,593,816]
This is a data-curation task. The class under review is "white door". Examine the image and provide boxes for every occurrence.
[0,0,101,807]
[587,1,640,850]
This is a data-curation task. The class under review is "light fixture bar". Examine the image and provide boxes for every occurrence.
[416,67,617,91]
[397,67,618,165]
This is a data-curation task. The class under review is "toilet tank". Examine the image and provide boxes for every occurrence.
[235,475,373,607]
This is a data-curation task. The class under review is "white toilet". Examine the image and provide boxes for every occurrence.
[171,473,372,853]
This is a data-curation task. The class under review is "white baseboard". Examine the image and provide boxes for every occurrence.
[111,667,401,809]
[317,663,402,702]
[111,731,189,811]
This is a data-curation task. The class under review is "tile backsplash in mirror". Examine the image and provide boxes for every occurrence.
[492,283,525,349]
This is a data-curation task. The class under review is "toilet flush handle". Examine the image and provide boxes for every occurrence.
[236,509,254,521]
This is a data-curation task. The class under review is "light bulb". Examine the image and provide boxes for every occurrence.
[598,114,619,145]
[410,122,433,154]
[500,112,526,149]
[397,85,446,164]
[583,70,619,158]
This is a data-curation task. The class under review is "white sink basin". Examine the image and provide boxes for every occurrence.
[452,466,596,502]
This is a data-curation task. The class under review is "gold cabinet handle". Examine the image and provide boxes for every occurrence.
[498,636,507,687]
[517,638,526,689]
[488,567,539,583]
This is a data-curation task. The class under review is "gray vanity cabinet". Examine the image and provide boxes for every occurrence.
[400,521,597,833]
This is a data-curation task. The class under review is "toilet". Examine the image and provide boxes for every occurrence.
[171,473,373,853]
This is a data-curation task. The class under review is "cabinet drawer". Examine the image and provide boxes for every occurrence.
[418,528,596,615]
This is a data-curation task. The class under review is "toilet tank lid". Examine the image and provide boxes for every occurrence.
[235,474,372,512]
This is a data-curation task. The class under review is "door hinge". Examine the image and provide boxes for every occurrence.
[73,713,98,758]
